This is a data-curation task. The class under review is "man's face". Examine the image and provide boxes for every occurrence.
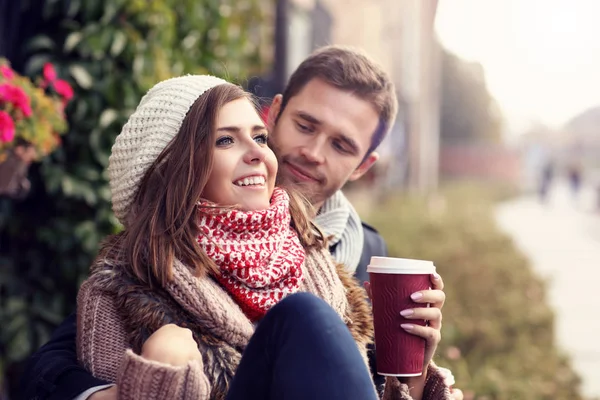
[267,78,380,208]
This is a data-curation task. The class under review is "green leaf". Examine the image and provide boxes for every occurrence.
[99,109,118,128]
[64,31,84,52]
[25,35,56,52]
[69,65,94,89]
[110,31,127,56]
[24,54,52,77]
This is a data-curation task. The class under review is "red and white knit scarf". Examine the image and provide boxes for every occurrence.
[196,187,305,321]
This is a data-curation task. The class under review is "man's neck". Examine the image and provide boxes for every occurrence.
[314,201,324,214]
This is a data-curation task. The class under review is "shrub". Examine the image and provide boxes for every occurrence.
[0,0,267,395]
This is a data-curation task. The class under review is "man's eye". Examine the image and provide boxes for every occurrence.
[332,140,350,154]
[216,136,233,146]
[254,133,268,144]
[296,122,312,133]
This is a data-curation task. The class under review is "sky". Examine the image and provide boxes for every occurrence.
[435,0,600,136]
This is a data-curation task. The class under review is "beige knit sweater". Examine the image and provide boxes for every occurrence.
[77,247,451,400]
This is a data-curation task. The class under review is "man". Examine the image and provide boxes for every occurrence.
[22,45,461,400]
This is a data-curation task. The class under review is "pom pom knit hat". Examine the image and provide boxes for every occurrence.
[108,75,228,225]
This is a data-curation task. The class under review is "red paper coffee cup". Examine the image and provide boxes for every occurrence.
[367,257,435,377]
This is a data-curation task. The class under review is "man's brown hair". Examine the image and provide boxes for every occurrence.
[99,84,323,287]
[279,45,398,156]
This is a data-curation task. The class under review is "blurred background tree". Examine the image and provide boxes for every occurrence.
[440,48,504,145]
[0,0,268,396]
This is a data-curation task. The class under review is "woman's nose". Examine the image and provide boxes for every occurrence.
[243,144,267,164]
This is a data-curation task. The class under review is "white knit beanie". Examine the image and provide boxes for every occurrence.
[108,74,228,225]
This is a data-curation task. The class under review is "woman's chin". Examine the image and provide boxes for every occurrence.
[239,199,271,212]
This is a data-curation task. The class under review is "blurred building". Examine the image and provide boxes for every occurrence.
[251,0,442,193]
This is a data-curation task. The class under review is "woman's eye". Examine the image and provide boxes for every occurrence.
[216,136,233,146]
[254,133,268,144]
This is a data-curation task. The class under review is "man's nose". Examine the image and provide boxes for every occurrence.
[299,136,326,164]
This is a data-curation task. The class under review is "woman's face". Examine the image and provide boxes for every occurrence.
[201,98,278,211]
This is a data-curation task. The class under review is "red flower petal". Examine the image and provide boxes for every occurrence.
[43,63,57,83]
[0,65,15,80]
[0,110,15,143]
[53,79,74,101]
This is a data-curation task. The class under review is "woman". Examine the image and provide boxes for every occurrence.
[76,75,451,399]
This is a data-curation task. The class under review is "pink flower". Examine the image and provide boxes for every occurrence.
[18,100,33,117]
[0,65,14,80]
[53,79,74,101]
[0,83,32,118]
[43,63,57,83]
[0,111,15,143]
[0,83,9,100]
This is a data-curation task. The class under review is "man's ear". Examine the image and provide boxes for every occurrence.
[267,94,283,132]
[349,152,379,182]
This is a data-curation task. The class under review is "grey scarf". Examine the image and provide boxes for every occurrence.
[314,190,364,273]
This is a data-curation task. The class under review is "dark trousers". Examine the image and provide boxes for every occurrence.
[226,292,378,400]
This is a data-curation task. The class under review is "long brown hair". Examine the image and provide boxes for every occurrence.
[100,84,324,287]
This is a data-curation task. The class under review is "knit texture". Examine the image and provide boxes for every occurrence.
[108,75,227,224]
[315,190,364,272]
[77,247,367,399]
[197,188,305,321]
[117,350,210,400]
[77,249,451,399]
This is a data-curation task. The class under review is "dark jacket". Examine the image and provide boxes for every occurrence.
[22,223,388,399]
[352,223,388,392]
[353,222,388,284]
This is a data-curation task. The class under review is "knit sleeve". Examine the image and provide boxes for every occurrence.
[380,363,452,400]
[77,276,212,399]
[117,349,211,400]
[77,277,130,383]
[422,362,453,400]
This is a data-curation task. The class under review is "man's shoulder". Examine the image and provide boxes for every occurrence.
[354,221,387,283]
[361,221,382,236]
[361,221,386,246]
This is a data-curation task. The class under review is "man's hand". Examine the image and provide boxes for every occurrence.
[89,386,117,400]
[141,324,202,367]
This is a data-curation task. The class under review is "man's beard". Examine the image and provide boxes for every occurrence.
[269,136,330,207]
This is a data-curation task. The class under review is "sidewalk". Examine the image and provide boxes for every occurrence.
[495,182,600,399]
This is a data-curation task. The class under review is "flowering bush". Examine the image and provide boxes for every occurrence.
[0,59,73,162]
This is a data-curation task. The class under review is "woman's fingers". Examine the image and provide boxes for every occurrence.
[410,288,445,309]
[431,272,444,290]
[400,307,442,329]
[400,323,441,347]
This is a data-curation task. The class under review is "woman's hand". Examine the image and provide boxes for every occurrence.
[365,272,448,400]
[89,386,117,400]
[141,324,202,367]
[399,271,445,371]
[364,272,445,372]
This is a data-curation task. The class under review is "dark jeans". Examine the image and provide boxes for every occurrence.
[226,292,378,400]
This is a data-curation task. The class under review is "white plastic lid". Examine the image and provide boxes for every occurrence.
[366,256,435,274]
